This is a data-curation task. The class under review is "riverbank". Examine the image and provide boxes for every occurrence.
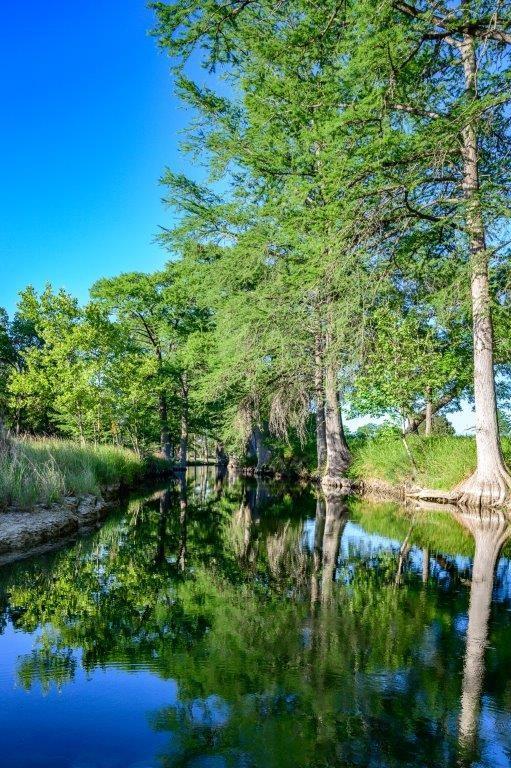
[348,434,511,503]
[0,438,174,563]
[0,437,174,510]
[242,433,511,504]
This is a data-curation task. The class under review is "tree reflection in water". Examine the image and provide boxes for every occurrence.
[456,509,510,762]
[1,471,511,767]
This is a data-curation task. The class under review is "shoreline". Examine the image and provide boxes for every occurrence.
[0,493,113,566]
[0,467,501,566]
[0,463,175,566]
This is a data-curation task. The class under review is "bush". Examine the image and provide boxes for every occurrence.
[0,438,144,510]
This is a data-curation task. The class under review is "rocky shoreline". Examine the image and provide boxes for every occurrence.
[0,493,113,565]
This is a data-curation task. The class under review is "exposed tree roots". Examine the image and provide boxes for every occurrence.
[321,474,353,493]
[456,467,511,509]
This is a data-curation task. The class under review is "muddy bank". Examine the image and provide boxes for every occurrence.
[0,494,113,565]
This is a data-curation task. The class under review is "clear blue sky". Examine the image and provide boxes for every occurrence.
[0,0,193,315]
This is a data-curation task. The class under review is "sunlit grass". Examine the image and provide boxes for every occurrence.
[0,438,144,509]
[349,434,511,491]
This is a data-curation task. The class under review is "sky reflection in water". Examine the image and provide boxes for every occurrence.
[0,467,510,768]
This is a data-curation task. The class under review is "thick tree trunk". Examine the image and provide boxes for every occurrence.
[248,424,271,471]
[315,342,327,472]
[458,510,509,752]
[456,35,511,506]
[215,441,228,466]
[158,393,172,461]
[322,364,350,487]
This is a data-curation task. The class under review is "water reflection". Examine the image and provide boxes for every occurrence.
[456,509,510,760]
[0,470,510,768]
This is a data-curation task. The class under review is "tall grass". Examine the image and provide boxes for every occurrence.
[349,434,511,491]
[0,438,144,510]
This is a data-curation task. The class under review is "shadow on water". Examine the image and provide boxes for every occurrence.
[0,468,511,767]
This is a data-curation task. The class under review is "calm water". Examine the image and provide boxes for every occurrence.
[1,468,511,768]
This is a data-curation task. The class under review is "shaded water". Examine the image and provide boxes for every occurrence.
[1,467,511,768]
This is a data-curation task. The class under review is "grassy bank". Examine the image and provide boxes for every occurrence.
[0,438,145,510]
[349,434,511,492]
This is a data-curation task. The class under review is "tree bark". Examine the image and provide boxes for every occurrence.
[457,509,509,752]
[323,364,350,485]
[456,34,511,506]
[424,387,432,437]
[315,342,327,472]
[158,393,172,461]
[179,381,188,469]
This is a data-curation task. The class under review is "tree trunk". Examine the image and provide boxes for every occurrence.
[424,387,432,437]
[158,392,172,461]
[315,341,327,472]
[323,364,350,486]
[458,509,509,752]
[215,441,228,466]
[404,386,458,435]
[179,385,188,469]
[248,424,271,472]
[456,34,511,506]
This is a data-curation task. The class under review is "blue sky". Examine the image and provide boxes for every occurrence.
[0,0,193,315]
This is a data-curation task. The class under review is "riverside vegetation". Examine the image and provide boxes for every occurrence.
[2,1,511,507]
[0,438,145,510]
